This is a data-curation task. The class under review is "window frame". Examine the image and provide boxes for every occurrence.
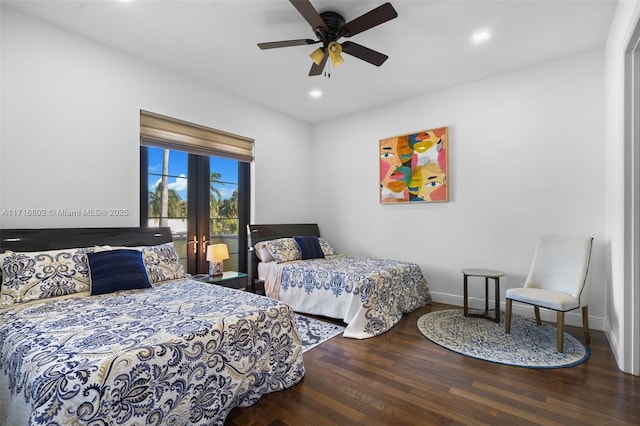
[139,111,252,275]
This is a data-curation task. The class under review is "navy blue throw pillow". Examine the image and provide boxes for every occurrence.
[293,235,325,260]
[88,249,151,295]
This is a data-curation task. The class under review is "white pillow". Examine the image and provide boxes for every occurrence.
[0,247,95,308]
[318,238,336,256]
[254,241,275,262]
[263,238,301,263]
[140,242,186,284]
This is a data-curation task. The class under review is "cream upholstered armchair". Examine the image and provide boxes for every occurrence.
[505,234,593,353]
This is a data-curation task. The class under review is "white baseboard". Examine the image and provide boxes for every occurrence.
[429,292,604,331]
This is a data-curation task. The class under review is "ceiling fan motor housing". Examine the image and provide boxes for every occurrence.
[317,11,346,44]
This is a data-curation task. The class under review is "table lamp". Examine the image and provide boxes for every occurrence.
[206,243,229,277]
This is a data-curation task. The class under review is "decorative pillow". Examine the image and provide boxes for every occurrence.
[140,242,185,284]
[263,238,301,263]
[293,235,325,260]
[88,249,151,295]
[0,247,94,308]
[254,241,276,263]
[318,238,336,256]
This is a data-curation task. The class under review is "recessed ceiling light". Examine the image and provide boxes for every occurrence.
[309,89,323,99]
[471,29,491,45]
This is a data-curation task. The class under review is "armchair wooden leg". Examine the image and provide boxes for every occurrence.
[534,306,541,326]
[582,306,591,345]
[505,299,512,334]
[557,311,565,353]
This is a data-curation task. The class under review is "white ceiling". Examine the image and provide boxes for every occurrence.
[4,0,618,124]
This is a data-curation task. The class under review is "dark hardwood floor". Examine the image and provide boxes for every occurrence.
[226,303,640,425]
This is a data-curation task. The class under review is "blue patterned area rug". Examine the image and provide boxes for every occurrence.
[294,314,345,352]
[417,309,589,368]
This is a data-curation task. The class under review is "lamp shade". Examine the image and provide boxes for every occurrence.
[328,41,344,67]
[207,244,229,262]
[309,47,325,65]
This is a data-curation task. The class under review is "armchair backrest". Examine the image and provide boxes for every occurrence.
[523,234,593,303]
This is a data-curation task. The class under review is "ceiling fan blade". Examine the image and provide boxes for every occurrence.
[258,39,318,49]
[309,48,328,76]
[290,0,328,33]
[341,41,388,66]
[339,2,398,38]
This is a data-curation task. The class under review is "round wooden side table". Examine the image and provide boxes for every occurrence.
[461,268,505,323]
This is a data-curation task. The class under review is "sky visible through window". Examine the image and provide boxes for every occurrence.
[147,147,238,201]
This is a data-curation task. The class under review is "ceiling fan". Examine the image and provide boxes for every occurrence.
[258,0,398,76]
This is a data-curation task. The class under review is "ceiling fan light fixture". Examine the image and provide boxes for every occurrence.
[309,47,325,65]
[328,41,344,67]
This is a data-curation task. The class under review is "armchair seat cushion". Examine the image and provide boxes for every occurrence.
[506,288,580,312]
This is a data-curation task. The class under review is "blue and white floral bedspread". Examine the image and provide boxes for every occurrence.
[0,279,305,425]
[265,255,431,339]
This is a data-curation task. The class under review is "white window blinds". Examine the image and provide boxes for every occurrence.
[140,110,254,163]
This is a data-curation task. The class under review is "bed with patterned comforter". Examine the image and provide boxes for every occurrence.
[0,279,305,426]
[264,255,431,339]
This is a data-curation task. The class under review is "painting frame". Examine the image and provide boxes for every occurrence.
[379,126,448,204]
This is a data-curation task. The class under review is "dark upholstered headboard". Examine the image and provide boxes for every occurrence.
[248,223,319,246]
[0,227,172,252]
[247,223,320,289]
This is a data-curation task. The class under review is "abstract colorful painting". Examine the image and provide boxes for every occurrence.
[380,127,448,203]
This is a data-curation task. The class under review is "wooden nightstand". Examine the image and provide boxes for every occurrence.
[193,271,248,291]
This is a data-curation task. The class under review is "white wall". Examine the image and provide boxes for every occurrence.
[604,0,640,375]
[0,6,314,229]
[312,49,607,329]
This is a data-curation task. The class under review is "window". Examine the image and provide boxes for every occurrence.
[139,111,252,275]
